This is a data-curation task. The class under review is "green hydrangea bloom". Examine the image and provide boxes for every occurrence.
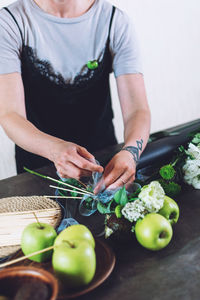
[159,179,181,197]
[159,164,176,180]
[166,182,181,197]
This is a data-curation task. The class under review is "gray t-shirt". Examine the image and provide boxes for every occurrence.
[0,0,142,81]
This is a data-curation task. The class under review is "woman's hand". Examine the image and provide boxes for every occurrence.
[94,150,136,194]
[49,139,103,179]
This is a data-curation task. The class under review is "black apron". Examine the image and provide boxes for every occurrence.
[4,6,117,174]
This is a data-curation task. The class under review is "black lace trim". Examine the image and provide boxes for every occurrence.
[21,43,110,91]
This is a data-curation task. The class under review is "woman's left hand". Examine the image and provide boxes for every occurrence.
[93,150,136,194]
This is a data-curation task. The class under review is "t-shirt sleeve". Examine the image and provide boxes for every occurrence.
[0,10,22,75]
[110,9,143,77]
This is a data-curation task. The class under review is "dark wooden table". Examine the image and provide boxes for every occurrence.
[1,139,200,300]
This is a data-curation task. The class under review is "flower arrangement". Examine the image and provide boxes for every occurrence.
[182,134,200,189]
[103,181,166,238]
[24,132,200,243]
[140,132,200,199]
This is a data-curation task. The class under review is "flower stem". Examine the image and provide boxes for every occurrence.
[24,166,47,179]
[171,158,179,167]
[24,166,94,195]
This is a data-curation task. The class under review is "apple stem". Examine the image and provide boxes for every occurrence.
[0,246,55,269]
[33,212,43,229]
[63,240,75,248]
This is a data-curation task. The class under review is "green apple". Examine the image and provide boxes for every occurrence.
[54,224,95,248]
[135,213,173,251]
[52,239,96,288]
[158,196,179,225]
[21,222,57,262]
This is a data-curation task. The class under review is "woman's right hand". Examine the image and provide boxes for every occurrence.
[49,139,104,179]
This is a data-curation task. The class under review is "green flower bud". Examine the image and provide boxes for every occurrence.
[115,205,122,218]
[159,164,176,180]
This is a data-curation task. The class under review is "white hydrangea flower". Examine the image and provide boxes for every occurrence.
[183,159,200,179]
[105,226,114,239]
[187,143,200,160]
[138,181,165,213]
[183,160,200,185]
[182,144,200,189]
[121,199,146,222]
[191,176,200,189]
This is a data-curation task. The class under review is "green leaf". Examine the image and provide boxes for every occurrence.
[178,145,185,153]
[120,187,128,206]
[86,186,93,193]
[97,202,108,214]
[129,197,138,202]
[97,199,114,214]
[58,190,66,197]
[107,199,114,212]
[192,133,200,144]
[113,189,122,204]
[58,178,84,197]
[64,178,83,189]
[71,189,78,197]
[129,188,141,199]
[114,186,128,206]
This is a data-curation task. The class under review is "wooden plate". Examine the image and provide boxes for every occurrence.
[7,239,116,299]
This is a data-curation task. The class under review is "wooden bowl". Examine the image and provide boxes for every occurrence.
[0,266,58,300]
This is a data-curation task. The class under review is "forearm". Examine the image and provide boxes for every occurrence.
[94,74,151,192]
[0,74,102,178]
[0,112,60,161]
[116,74,151,162]
[94,109,150,193]
[123,108,151,160]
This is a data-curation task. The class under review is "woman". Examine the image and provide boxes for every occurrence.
[0,0,150,193]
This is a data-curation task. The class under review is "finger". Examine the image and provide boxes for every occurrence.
[72,153,104,173]
[125,175,136,190]
[93,162,114,194]
[107,171,134,191]
[55,166,69,179]
[77,146,95,162]
[55,163,69,179]
[56,162,92,179]
[94,166,122,194]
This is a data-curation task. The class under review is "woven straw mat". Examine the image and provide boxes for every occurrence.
[0,196,62,258]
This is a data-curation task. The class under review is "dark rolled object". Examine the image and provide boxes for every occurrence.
[96,119,200,170]
[138,118,200,169]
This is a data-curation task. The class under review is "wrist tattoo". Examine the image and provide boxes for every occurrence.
[121,139,143,164]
